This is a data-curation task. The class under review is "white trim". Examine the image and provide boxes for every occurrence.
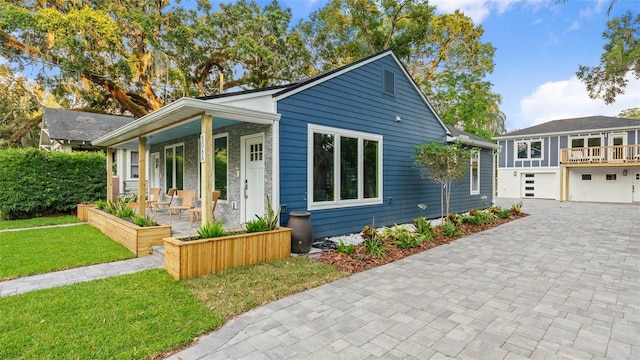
[275,50,452,137]
[272,118,280,216]
[164,143,185,190]
[515,138,545,161]
[470,150,480,195]
[92,97,280,147]
[128,150,139,180]
[494,125,640,140]
[307,124,383,210]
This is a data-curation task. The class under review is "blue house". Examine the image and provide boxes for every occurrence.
[93,50,498,238]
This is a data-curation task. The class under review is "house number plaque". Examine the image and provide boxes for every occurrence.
[200,134,205,163]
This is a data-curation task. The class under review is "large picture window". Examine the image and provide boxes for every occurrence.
[515,139,543,160]
[470,150,479,194]
[309,124,382,209]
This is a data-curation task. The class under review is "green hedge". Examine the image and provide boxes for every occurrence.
[0,148,106,219]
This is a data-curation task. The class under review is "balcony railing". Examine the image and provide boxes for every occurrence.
[561,145,640,165]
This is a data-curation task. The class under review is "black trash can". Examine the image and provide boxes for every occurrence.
[287,211,314,254]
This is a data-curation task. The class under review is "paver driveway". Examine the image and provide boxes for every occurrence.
[169,199,640,360]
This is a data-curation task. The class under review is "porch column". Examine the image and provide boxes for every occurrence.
[564,168,569,202]
[106,147,114,202]
[201,114,214,225]
[138,137,147,216]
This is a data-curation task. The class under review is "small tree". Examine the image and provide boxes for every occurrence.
[414,142,471,220]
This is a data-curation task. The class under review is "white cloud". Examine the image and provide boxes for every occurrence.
[519,75,640,127]
[567,21,580,31]
[579,0,608,18]
[428,0,544,23]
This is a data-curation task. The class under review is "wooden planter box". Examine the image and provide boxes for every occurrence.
[77,204,97,222]
[87,208,172,257]
[164,227,292,280]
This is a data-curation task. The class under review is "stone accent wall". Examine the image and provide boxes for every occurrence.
[148,122,273,229]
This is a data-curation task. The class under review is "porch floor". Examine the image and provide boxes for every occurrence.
[148,208,208,237]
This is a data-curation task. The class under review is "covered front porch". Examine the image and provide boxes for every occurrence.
[92,97,281,230]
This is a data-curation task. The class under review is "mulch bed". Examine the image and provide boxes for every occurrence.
[317,213,528,274]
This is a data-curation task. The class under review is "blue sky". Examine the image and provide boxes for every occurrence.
[274,0,640,132]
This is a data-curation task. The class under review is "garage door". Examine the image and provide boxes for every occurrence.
[520,173,556,199]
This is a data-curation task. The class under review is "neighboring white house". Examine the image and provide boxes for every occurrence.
[494,116,640,203]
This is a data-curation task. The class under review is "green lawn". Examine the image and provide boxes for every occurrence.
[0,270,222,360]
[0,259,347,359]
[0,225,135,280]
[0,215,80,230]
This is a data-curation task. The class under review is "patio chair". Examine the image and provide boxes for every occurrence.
[155,188,176,212]
[190,190,221,227]
[146,188,161,214]
[168,189,197,222]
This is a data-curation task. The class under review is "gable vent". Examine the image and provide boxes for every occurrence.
[383,69,395,95]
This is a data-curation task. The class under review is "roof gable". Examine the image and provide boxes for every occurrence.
[272,50,451,135]
[43,108,135,142]
[495,116,640,139]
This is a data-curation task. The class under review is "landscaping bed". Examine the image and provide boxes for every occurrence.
[318,213,528,274]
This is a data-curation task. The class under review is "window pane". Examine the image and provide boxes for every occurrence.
[130,151,139,178]
[313,133,334,202]
[165,148,173,189]
[571,138,584,148]
[214,137,228,200]
[530,141,542,159]
[517,142,528,159]
[340,136,358,200]
[471,153,479,192]
[363,140,378,198]
[175,145,184,190]
[588,137,601,147]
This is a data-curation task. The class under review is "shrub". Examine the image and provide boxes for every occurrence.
[462,214,482,226]
[95,200,107,210]
[441,220,461,237]
[246,216,269,233]
[198,220,226,239]
[116,207,135,219]
[264,195,280,230]
[0,148,106,219]
[363,237,385,257]
[131,214,158,227]
[497,209,511,219]
[446,213,462,225]
[337,240,355,255]
[361,225,377,240]
[487,206,501,215]
[510,201,523,215]
[413,216,433,239]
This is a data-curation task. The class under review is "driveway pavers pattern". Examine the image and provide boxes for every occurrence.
[168,199,640,359]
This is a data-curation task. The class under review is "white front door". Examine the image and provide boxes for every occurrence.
[149,152,160,189]
[633,173,640,202]
[241,134,265,223]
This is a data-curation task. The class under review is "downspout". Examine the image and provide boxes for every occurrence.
[272,100,281,222]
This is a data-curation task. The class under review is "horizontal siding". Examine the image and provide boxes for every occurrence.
[448,148,494,214]
[278,55,448,238]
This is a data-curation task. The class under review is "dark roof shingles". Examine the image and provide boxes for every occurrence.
[44,108,135,142]
[500,116,640,137]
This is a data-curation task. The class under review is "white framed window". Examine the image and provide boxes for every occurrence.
[570,134,603,148]
[165,143,184,190]
[470,149,480,194]
[129,151,139,179]
[515,139,543,160]
[308,124,383,209]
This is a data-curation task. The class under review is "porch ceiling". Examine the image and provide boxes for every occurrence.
[92,97,280,148]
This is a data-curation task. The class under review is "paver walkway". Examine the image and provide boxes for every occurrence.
[168,199,640,360]
[0,252,163,297]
